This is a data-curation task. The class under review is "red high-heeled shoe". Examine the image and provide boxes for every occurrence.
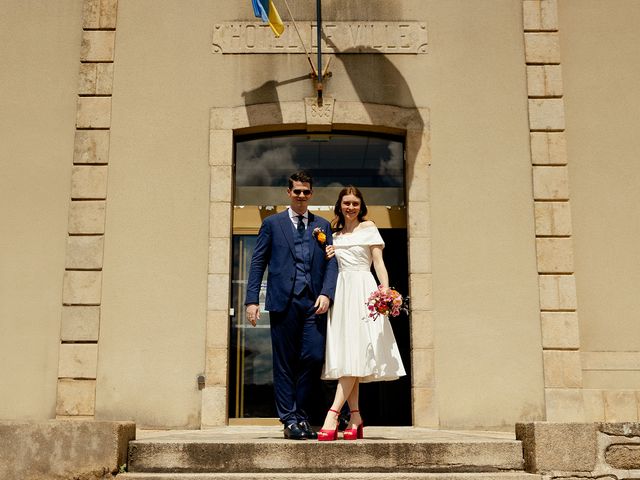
[343,409,364,440]
[317,408,339,441]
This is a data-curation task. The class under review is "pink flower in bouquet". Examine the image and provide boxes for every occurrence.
[366,285,409,321]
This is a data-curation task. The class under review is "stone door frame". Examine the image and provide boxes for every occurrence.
[202,100,436,428]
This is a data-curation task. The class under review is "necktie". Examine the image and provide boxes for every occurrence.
[297,215,305,235]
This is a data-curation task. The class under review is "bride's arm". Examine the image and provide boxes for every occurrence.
[371,245,389,288]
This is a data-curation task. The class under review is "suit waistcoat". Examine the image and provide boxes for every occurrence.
[292,222,312,295]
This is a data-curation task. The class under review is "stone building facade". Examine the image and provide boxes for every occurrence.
[1,0,640,430]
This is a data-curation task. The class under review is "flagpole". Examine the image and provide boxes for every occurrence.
[316,0,323,105]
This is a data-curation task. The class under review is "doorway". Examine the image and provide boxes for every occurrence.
[228,131,411,425]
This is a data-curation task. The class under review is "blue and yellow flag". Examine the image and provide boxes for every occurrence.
[252,0,285,37]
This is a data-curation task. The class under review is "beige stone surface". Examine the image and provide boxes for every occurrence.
[71,165,109,199]
[201,386,227,427]
[61,306,101,342]
[604,390,638,422]
[58,343,99,379]
[96,62,114,95]
[536,237,574,273]
[208,237,230,274]
[210,166,232,202]
[606,444,640,469]
[523,0,559,32]
[543,388,585,422]
[100,0,118,28]
[74,130,110,164]
[538,274,577,310]
[56,379,96,416]
[209,202,232,237]
[76,97,112,128]
[409,237,432,273]
[533,166,569,200]
[543,350,582,388]
[406,158,431,203]
[582,389,605,422]
[78,63,97,94]
[410,310,434,349]
[524,33,561,64]
[207,274,230,311]
[205,347,228,387]
[409,274,432,311]
[528,98,565,131]
[530,132,567,165]
[407,201,431,238]
[68,200,106,234]
[515,422,596,472]
[82,0,101,28]
[80,31,115,62]
[540,312,579,349]
[412,348,435,387]
[62,271,103,305]
[527,65,563,97]
[581,351,640,371]
[209,129,233,166]
[65,234,105,269]
[412,387,438,428]
[534,201,571,236]
[206,310,229,349]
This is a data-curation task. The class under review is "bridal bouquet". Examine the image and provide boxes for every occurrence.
[366,285,409,321]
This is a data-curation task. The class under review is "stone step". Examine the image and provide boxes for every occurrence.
[127,427,526,474]
[119,473,541,480]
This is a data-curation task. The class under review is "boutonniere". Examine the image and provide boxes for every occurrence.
[312,227,327,246]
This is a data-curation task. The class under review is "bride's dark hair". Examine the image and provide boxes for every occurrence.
[331,186,368,232]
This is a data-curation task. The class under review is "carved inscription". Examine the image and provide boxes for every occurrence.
[212,22,428,54]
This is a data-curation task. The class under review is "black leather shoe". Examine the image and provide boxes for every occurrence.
[284,422,308,440]
[298,420,318,439]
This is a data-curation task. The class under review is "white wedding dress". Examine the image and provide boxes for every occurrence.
[322,223,406,382]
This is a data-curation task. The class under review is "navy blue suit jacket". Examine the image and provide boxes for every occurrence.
[245,210,338,312]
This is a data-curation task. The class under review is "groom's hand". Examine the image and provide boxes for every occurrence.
[314,294,330,315]
[246,304,260,326]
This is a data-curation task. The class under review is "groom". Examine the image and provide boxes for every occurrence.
[245,171,338,440]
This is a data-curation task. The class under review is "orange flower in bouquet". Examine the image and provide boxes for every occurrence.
[366,285,409,321]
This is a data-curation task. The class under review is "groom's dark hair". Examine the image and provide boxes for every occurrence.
[288,171,313,189]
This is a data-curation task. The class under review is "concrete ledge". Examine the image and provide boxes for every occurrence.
[0,420,135,480]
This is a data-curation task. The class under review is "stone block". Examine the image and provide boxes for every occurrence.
[606,444,640,469]
[65,235,104,269]
[209,202,231,237]
[76,97,112,128]
[412,387,438,428]
[534,201,572,236]
[528,99,565,131]
[74,130,110,164]
[533,166,569,200]
[209,237,230,274]
[582,389,605,422]
[409,274,432,311]
[538,274,577,310]
[61,306,100,342]
[210,166,232,202]
[71,166,108,199]
[206,310,229,349]
[96,63,114,95]
[524,33,561,64]
[406,155,430,203]
[68,201,106,234]
[527,65,563,97]
[515,422,596,472]
[406,129,431,168]
[201,386,227,427]
[408,201,431,237]
[56,379,96,416]
[100,0,118,28]
[205,348,228,387]
[0,420,134,480]
[412,348,435,387]
[530,132,567,165]
[78,63,97,94]
[536,238,574,273]
[62,271,102,305]
[540,312,579,349]
[581,351,640,370]
[80,31,115,62]
[543,350,582,388]
[208,274,230,311]
[523,0,559,32]
[210,108,233,130]
[410,310,434,349]
[58,344,98,379]
[544,389,585,422]
[604,390,638,422]
[82,0,100,28]
[209,130,233,166]
[409,237,431,274]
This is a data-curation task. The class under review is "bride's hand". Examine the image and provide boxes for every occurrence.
[325,245,335,259]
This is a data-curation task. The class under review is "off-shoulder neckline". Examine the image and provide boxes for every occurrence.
[335,221,376,237]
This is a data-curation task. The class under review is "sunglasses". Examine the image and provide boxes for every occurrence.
[292,189,312,196]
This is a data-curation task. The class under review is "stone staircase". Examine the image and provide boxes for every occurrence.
[117,426,541,480]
